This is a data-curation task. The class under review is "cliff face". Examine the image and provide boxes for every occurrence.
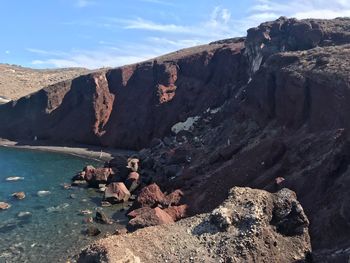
[0,41,246,149]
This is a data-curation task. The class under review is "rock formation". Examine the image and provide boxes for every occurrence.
[77,187,311,263]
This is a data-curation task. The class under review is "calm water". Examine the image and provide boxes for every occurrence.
[0,147,128,263]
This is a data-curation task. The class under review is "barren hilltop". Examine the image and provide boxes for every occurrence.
[0,64,89,101]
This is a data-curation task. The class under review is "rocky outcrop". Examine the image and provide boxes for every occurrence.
[77,187,311,263]
[245,16,350,75]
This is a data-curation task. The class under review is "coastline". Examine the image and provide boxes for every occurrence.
[0,138,135,162]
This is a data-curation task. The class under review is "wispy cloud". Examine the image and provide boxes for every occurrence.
[31,1,350,69]
[75,0,95,8]
[119,18,192,33]
[114,6,238,39]
[5,50,10,54]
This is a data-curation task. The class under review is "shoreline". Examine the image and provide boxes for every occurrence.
[0,139,135,162]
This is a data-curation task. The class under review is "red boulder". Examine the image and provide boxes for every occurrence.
[104,182,130,203]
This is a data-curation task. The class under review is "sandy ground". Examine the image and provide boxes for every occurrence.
[0,139,135,162]
[0,64,90,100]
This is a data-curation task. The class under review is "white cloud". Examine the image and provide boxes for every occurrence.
[249,0,350,20]
[31,1,350,69]
[118,18,191,33]
[75,0,95,8]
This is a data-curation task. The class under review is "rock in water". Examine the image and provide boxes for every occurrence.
[37,190,51,197]
[12,192,25,200]
[95,211,113,225]
[17,211,32,218]
[104,182,130,203]
[86,225,101,237]
[0,202,10,210]
[5,177,24,181]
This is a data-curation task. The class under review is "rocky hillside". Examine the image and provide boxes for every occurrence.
[0,64,89,100]
[78,187,311,262]
[2,17,350,261]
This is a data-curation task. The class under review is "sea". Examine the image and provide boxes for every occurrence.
[0,147,128,262]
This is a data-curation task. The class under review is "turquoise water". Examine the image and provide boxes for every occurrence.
[0,147,128,263]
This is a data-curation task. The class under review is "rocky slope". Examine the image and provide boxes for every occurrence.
[0,64,89,100]
[77,187,311,263]
[1,17,350,261]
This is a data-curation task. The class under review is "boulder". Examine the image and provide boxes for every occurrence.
[104,182,130,203]
[165,189,184,206]
[126,158,139,172]
[72,171,86,181]
[12,192,25,200]
[163,205,188,221]
[86,225,101,236]
[135,183,166,208]
[0,202,10,210]
[127,207,174,231]
[125,172,141,193]
[85,168,114,188]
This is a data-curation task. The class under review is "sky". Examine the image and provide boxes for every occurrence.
[1,0,350,69]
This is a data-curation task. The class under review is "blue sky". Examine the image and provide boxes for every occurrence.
[1,0,349,69]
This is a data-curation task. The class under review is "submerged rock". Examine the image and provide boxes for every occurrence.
[17,211,32,218]
[5,177,24,181]
[37,190,51,197]
[0,202,11,210]
[95,211,113,225]
[12,192,25,200]
[86,225,101,237]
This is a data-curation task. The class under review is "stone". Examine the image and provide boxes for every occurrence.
[5,177,24,181]
[17,211,32,218]
[86,225,101,236]
[127,207,174,231]
[275,177,285,185]
[101,201,112,207]
[37,190,51,197]
[165,189,184,206]
[126,158,139,172]
[71,180,87,186]
[163,205,188,221]
[85,168,114,188]
[95,211,113,225]
[80,210,93,215]
[104,182,131,203]
[135,183,166,208]
[12,192,25,200]
[125,172,141,193]
[0,202,11,210]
